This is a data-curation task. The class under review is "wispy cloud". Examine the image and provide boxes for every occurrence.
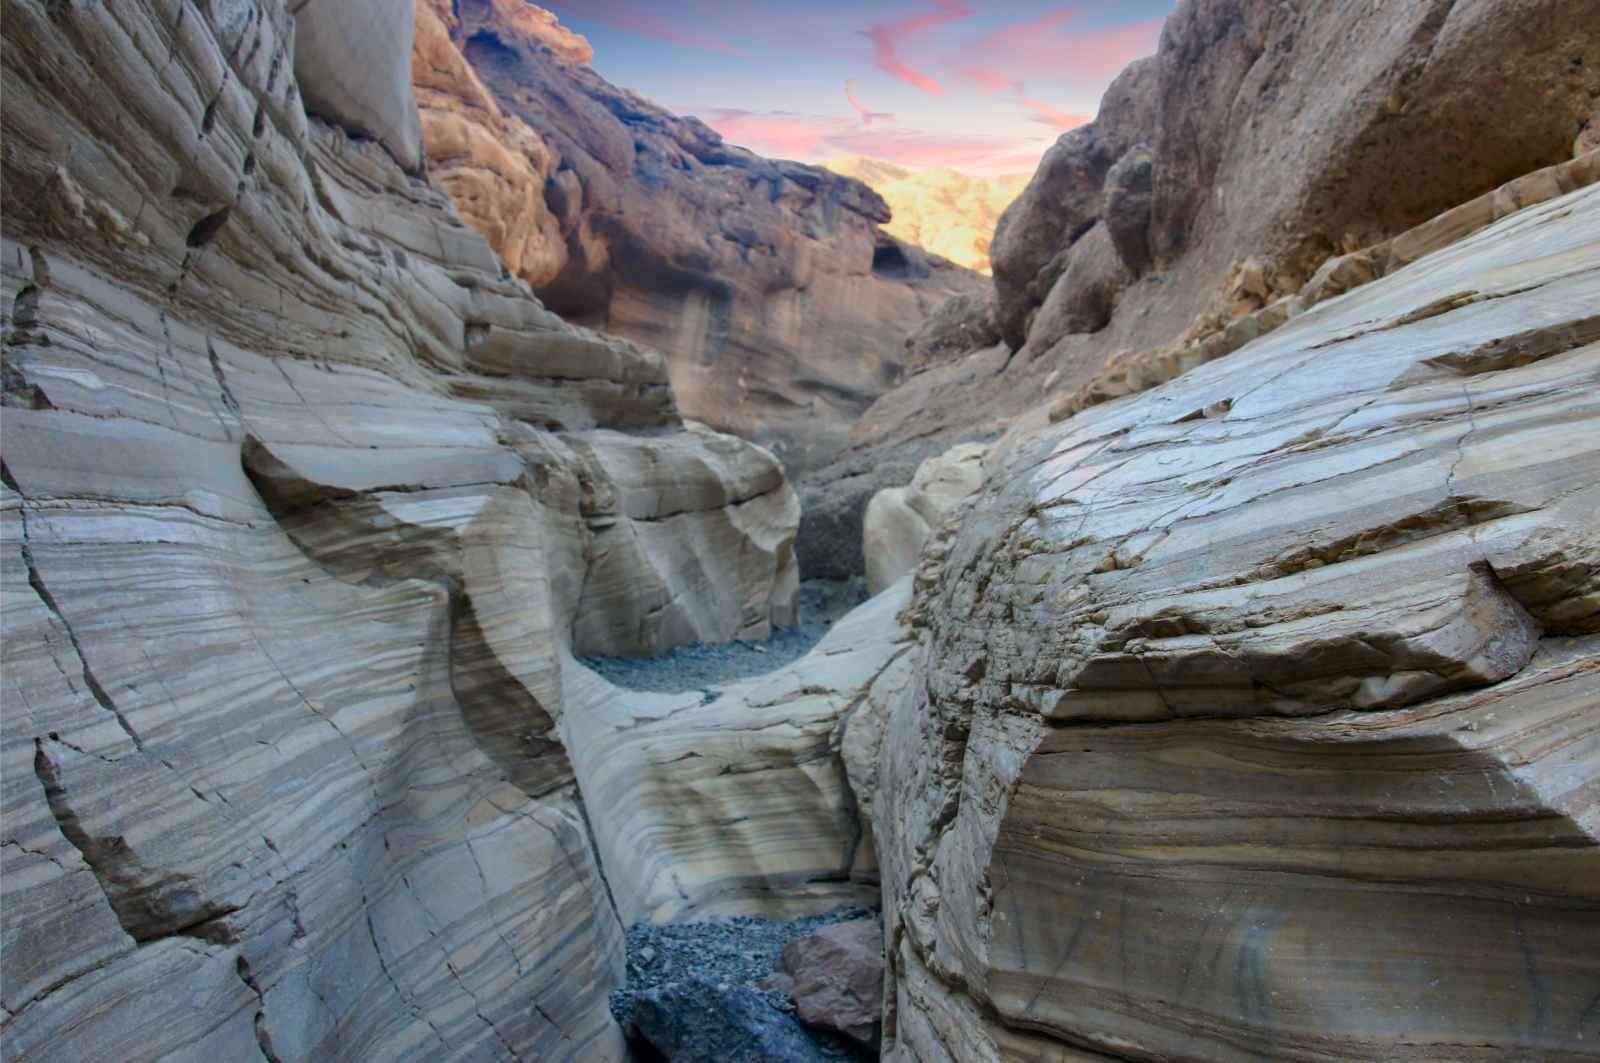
[545,0,743,56]
[695,106,1048,176]
[1016,91,1091,131]
[952,9,1164,85]
[845,80,895,127]
[862,0,974,96]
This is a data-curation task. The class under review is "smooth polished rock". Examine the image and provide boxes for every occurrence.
[863,443,989,596]
[0,1,801,1058]
[874,183,1600,1062]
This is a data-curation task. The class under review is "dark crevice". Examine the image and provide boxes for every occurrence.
[186,206,232,248]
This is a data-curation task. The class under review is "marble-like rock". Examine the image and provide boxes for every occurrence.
[413,2,983,473]
[871,180,1600,1062]
[779,917,886,1049]
[863,443,989,596]
[0,1,802,1058]
[561,581,915,927]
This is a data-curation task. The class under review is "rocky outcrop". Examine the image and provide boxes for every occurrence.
[414,5,982,473]
[835,0,1598,499]
[863,443,988,596]
[825,157,1031,275]
[862,179,1600,1061]
[0,1,802,1058]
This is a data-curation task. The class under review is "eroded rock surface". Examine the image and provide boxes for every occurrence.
[0,1,800,1058]
[866,180,1600,1062]
[834,0,1599,521]
[413,2,982,472]
[863,442,988,596]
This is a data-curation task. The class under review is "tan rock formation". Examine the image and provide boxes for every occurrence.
[0,1,802,1058]
[865,180,1600,1062]
[825,157,1031,275]
[810,0,1600,586]
[413,5,983,473]
[863,443,988,596]
[413,0,570,287]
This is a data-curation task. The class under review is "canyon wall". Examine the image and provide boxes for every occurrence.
[805,0,1599,580]
[0,0,802,1057]
[857,180,1600,1062]
[413,1,982,474]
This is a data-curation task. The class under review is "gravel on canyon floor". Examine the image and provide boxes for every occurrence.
[610,906,879,1061]
[580,579,867,693]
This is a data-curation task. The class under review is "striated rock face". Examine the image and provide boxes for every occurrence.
[413,4,982,472]
[863,442,988,596]
[825,157,1031,275]
[0,0,802,1058]
[864,181,1600,1061]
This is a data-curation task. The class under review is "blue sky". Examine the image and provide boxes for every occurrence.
[542,1,1175,174]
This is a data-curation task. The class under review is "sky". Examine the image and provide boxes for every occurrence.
[542,1,1175,176]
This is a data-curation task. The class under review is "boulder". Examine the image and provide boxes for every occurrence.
[779,917,886,1049]
[863,443,989,595]
[1103,143,1156,275]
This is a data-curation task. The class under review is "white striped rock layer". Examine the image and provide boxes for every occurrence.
[865,181,1600,1061]
[0,1,802,1059]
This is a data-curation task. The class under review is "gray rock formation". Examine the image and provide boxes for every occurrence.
[858,178,1600,1063]
[0,1,796,1058]
[833,0,1600,531]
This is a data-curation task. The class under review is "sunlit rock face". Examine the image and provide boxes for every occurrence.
[411,3,983,474]
[825,157,1031,276]
[829,0,1600,529]
[867,181,1600,1062]
[0,1,799,1057]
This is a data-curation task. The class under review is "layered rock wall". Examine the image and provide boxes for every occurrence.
[412,2,983,472]
[0,1,801,1057]
[860,180,1600,1062]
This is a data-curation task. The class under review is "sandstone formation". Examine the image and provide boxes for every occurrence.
[0,1,800,1057]
[863,442,988,596]
[825,157,1031,275]
[414,6,982,473]
[857,179,1600,1062]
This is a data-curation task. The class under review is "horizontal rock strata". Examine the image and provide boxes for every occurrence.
[0,1,807,1058]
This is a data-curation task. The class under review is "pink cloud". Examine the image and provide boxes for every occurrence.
[863,0,974,96]
[946,63,1011,94]
[845,80,895,127]
[694,106,1048,177]
[956,9,1164,83]
[1017,93,1091,132]
[545,0,743,56]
